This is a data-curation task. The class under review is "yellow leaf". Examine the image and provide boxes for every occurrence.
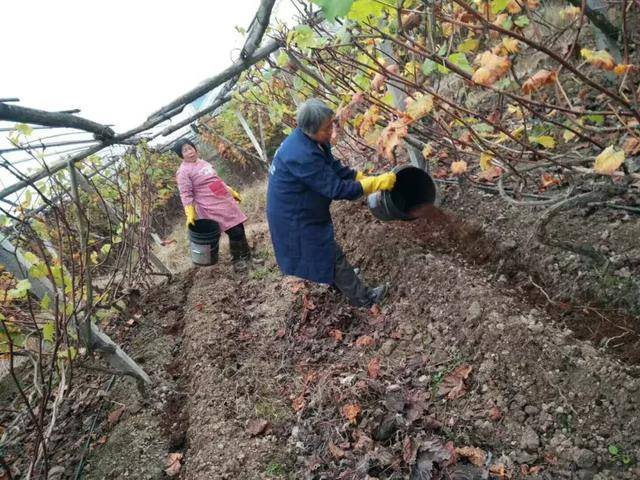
[422,143,434,159]
[359,105,381,136]
[405,93,434,120]
[521,69,557,94]
[511,125,525,138]
[376,118,409,160]
[614,64,635,75]
[561,6,582,20]
[451,160,468,175]
[506,0,522,13]
[480,152,493,171]
[507,104,523,119]
[442,22,454,38]
[458,38,480,54]
[472,51,511,86]
[502,37,520,53]
[593,146,625,175]
[580,49,615,71]
[563,129,576,142]
[531,135,555,149]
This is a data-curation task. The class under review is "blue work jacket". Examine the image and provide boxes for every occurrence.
[266,128,363,284]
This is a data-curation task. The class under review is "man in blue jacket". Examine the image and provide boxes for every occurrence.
[266,98,396,307]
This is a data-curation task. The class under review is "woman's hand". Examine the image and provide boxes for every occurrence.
[184,204,196,226]
[227,186,243,203]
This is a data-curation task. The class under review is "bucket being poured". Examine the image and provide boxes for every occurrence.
[188,219,221,266]
[367,165,437,221]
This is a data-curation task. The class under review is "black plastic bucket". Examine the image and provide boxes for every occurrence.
[188,219,221,266]
[367,165,437,221]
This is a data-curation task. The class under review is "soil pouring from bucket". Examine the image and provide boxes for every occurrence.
[188,219,221,266]
[367,165,437,221]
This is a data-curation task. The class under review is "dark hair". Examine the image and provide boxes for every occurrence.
[172,138,197,158]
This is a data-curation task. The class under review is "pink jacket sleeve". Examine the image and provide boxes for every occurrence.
[176,168,194,207]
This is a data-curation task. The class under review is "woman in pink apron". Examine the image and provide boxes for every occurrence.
[174,139,251,272]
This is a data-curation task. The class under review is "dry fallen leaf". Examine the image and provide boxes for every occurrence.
[342,403,361,424]
[422,144,434,159]
[489,463,512,479]
[107,406,125,425]
[521,69,557,94]
[539,173,561,191]
[451,161,468,175]
[291,394,306,412]
[328,329,343,342]
[290,281,306,294]
[367,357,381,379]
[488,406,503,421]
[355,335,375,347]
[623,137,640,156]
[594,146,625,175]
[328,442,346,459]
[438,365,473,400]
[403,436,418,464]
[165,452,183,477]
[247,418,270,437]
[478,165,503,182]
[456,446,486,466]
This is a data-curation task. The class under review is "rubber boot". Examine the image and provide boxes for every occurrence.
[367,284,389,306]
[229,238,251,273]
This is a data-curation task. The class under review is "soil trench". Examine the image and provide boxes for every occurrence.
[81,186,639,480]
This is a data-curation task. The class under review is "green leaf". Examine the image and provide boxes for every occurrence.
[422,59,437,76]
[514,15,530,27]
[15,123,33,136]
[40,294,51,310]
[21,190,33,209]
[29,262,49,280]
[101,244,112,256]
[8,279,31,300]
[23,252,39,266]
[585,114,605,125]
[448,53,473,75]
[608,445,619,456]
[491,0,510,14]
[42,321,55,342]
[501,16,514,29]
[276,51,290,68]
[474,123,494,133]
[621,454,632,465]
[287,25,317,50]
[311,0,354,21]
[58,346,77,360]
[347,0,389,23]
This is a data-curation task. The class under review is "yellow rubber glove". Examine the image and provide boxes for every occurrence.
[184,204,196,226]
[359,172,397,195]
[355,171,368,181]
[227,186,242,203]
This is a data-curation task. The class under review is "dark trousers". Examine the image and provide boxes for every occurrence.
[226,223,250,261]
[333,245,370,307]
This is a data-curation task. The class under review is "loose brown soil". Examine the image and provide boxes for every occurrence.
[7,180,639,480]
